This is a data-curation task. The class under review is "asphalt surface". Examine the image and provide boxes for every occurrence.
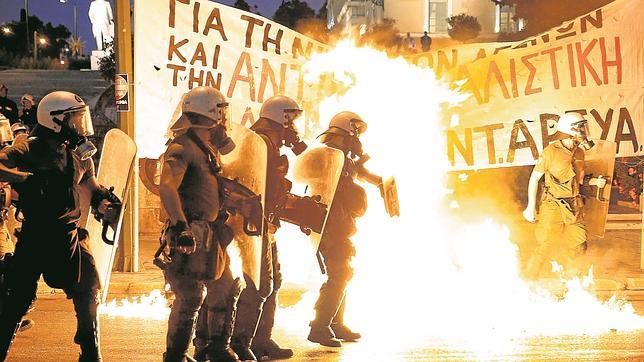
[5,296,644,362]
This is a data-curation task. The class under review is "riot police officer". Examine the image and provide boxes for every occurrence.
[522,112,605,279]
[0,91,118,362]
[308,111,382,348]
[159,86,242,362]
[227,95,307,361]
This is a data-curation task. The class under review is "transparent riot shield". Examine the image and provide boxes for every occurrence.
[583,139,616,238]
[86,129,137,302]
[220,123,267,289]
[293,146,345,251]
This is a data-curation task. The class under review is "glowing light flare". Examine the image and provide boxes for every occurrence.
[99,290,170,320]
[272,38,644,352]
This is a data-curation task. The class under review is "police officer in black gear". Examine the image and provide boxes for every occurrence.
[159,86,242,362]
[308,111,379,348]
[226,95,305,361]
[0,91,116,362]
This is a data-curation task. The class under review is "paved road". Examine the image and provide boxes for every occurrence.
[5,296,644,361]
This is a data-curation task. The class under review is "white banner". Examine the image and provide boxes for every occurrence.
[134,0,327,158]
[411,0,643,170]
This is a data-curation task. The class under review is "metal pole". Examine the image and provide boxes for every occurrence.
[114,0,139,272]
[25,0,29,54]
[73,2,77,39]
[32,30,36,61]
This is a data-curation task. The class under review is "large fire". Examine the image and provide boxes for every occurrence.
[101,40,644,353]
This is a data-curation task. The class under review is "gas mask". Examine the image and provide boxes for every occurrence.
[283,126,307,155]
[346,135,364,159]
[572,120,595,151]
[209,124,235,155]
[54,106,97,160]
[282,109,307,155]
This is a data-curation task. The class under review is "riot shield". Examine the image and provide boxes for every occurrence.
[219,123,267,289]
[583,139,616,238]
[293,146,344,251]
[382,176,400,217]
[139,158,161,196]
[86,129,137,302]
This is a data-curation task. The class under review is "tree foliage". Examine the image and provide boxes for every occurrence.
[233,0,251,12]
[98,41,116,82]
[359,18,403,56]
[317,1,328,20]
[0,15,71,58]
[446,13,481,42]
[491,0,613,38]
[273,0,316,30]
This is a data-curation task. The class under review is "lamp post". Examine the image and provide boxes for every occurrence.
[24,0,29,54]
[33,31,47,61]
[33,30,37,61]
[59,0,78,39]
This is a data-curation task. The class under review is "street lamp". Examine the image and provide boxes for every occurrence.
[33,31,47,61]
[1,27,12,35]
[59,0,78,39]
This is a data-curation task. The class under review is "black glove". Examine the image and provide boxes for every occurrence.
[91,186,121,222]
[170,221,197,255]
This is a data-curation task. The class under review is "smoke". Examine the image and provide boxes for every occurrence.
[290,41,644,351]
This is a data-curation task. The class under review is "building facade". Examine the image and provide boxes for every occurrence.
[326,0,385,31]
[327,0,521,38]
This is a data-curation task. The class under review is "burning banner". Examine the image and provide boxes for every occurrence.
[410,0,643,170]
[126,0,644,353]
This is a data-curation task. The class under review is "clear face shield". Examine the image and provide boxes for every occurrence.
[54,105,97,160]
[283,109,307,155]
[572,120,595,150]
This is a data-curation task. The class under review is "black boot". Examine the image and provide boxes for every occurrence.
[231,282,265,362]
[72,291,102,362]
[330,297,361,341]
[0,317,21,362]
[163,350,197,362]
[192,304,208,362]
[252,339,294,360]
[307,276,346,348]
[307,324,342,348]
[231,335,257,362]
[252,293,292,359]
[208,278,243,362]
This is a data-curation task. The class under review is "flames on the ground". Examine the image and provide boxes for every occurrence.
[101,40,644,352]
[278,39,644,347]
[99,289,170,320]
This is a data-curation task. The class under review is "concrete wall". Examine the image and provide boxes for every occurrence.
[384,0,426,34]
[451,0,497,35]
[138,175,164,237]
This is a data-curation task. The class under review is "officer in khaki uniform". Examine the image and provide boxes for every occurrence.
[522,113,606,279]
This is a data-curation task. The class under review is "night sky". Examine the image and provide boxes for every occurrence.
[0,0,326,54]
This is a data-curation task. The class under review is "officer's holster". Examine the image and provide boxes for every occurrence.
[165,220,231,281]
